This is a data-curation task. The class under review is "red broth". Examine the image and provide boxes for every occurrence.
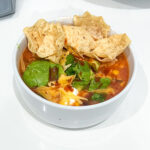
[19,48,129,106]
[78,54,129,105]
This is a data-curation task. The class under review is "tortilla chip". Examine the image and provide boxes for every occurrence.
[24,15,131,64]
[58,74,75,87]
[24,19,50,53]
[35,86,61,103]
[36,34,57,57]
[35,74,87,106]
[24,19,65,63]
[73,11,110,40]
[46,54,58,63]
[91,34,131,62]
[63,25,95,56]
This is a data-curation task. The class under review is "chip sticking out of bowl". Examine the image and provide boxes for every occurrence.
[73,11,110,40]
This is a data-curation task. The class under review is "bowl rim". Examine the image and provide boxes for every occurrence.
[12,17,137,110]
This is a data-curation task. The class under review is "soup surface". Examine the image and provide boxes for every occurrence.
[19,48,129,106]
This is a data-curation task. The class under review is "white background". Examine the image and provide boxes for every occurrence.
[0,0,150,149]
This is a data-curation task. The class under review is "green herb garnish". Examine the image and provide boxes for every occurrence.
[73,61,91,82]
[65,62,77,76]
[91,93,106,102]
[100,77,111,89]
[89,78,101,91]
[72,80,89,91]
[88,59,100,72]
[65,54,75,65]
[71,61,92,90]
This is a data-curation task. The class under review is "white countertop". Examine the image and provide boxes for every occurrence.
[0,0,150,149]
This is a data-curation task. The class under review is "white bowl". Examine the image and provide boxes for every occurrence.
[12,17,137,129]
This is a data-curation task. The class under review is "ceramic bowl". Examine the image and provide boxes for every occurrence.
[13,17,137,129]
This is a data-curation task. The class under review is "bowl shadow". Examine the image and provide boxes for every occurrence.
[13,62,148,130]
[84,0,150,9]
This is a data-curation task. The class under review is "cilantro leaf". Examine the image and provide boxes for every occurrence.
[73,61,91,82]
[72,80,89,91]
[88,59,100,72]
[89,78,101,91]
[91,93,106,102]
[65,54,75,65]
[100,77,111,89]
[65,62,76,76]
